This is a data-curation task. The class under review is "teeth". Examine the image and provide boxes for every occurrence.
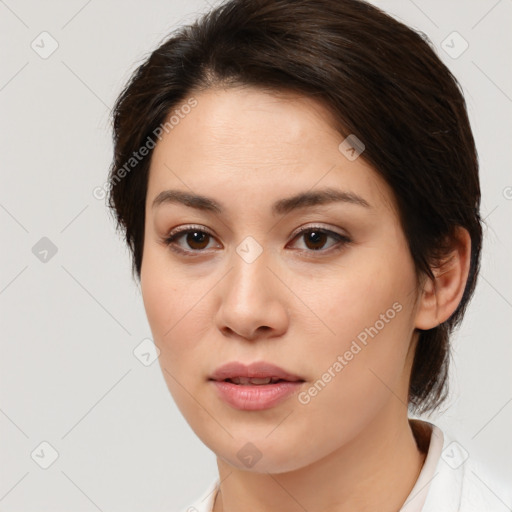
[228,377,281,385]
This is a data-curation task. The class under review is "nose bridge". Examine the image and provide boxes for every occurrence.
[215,234,288,339]
[229,234,274,300]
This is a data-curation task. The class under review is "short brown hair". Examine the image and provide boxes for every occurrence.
[107,0,482,415]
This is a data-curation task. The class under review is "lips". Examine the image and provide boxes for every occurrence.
[209,361,304,384]
[209,361,305,410]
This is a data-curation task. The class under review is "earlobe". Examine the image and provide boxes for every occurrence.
[414,227,472,330]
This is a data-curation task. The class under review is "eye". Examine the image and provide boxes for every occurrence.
[288,225,352,254]
[162,225,220,256]
[162,224,352,256]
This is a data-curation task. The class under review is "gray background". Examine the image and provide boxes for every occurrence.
[1,0,511,511]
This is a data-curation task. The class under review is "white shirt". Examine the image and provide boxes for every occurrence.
[182,420,512,512]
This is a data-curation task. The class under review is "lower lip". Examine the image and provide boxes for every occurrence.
[210,380,304,410]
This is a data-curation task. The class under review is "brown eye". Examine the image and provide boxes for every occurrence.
[290,226,352,254]
[302,229,329,250]
[183,230,210,250]
[163,226,219,255]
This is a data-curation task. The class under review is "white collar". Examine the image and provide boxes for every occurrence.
[400,421,448,511]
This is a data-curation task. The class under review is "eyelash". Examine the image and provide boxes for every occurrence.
[162,224,352,257]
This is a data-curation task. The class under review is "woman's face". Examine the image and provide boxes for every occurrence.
[140,86,423,473]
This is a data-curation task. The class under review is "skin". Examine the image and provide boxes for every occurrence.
[140,86,471,512]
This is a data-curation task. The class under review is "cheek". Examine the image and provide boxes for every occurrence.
[140,262,172,341]
[140,249,187,361]
[140,266,203,418]
[303,254,415,345]
[140,249,213,396]
[292,300,414,457]
[298,245,417,404]
[141,242,192,336]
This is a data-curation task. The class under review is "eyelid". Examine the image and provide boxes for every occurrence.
[289,223,348,240]
[166,224,215,237]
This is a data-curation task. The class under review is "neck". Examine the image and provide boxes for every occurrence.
[213,409,429,512]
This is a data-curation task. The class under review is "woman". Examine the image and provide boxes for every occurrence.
[107,0,511,510]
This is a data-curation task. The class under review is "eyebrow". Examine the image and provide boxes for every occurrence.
[151,187,371,215]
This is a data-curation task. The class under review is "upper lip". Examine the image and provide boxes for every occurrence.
[209,361,305,382]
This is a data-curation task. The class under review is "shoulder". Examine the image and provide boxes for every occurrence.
[459,454,512,511]
[422,423,512,512]
[177,479,219,512]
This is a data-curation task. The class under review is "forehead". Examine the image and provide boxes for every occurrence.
[147,86,396,216]
[156,87,338,159]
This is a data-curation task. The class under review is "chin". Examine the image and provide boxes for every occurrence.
[206,432,317,474]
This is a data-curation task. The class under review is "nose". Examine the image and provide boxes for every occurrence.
[214,245,290,342]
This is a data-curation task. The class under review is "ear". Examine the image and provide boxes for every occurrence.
[414,227,472,330]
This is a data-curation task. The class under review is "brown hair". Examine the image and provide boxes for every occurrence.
[107,0,482,415]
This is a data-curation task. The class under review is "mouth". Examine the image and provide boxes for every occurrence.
[208,360,305,383]
[208,361,305,410]
[221,376,298,385]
